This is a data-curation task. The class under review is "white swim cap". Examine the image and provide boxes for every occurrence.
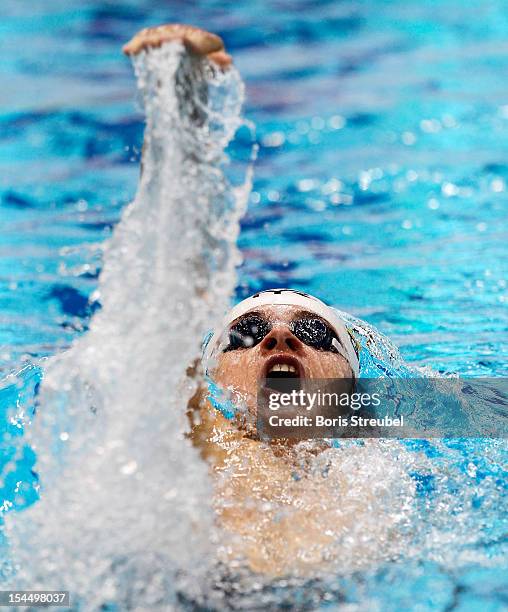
[203,288,360,377]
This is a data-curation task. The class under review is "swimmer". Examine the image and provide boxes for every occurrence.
[124,25,412,578]
[188,291,410,578]
[189,289,383,578]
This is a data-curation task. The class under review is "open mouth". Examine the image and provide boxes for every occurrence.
[262,355,303,392]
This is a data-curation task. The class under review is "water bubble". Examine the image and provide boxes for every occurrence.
[308,199,326,211]
[262,131,285,147]
[359,171,371,190]
[420,118,441,133]
[490,178,505,192]
[442,182,459,197]
[402,131,416,145]
[298,178,317,192]
[322,178,343,194]
[329,115,345,130]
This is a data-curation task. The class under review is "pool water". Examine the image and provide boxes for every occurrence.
[2,1,507,376]
[1,1,507,610]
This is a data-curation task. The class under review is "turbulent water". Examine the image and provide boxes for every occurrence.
[0,30,506,612]
[4,43,253,608]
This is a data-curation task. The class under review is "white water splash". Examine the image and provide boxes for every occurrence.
[6,42,253,608]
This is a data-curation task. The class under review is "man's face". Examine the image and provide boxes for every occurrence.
[210,305,353,404]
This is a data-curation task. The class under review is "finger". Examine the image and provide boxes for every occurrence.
[207,50,233,69]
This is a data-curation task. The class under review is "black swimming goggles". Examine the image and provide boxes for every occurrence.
[223,312,341,353]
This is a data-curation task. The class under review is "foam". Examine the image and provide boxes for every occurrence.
[5,42,253,607]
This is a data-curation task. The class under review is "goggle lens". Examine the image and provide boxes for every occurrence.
[226,315,271,350]
[291,317,335,351]
[224,314,338,353]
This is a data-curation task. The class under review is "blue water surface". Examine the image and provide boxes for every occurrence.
[1,1,507,609]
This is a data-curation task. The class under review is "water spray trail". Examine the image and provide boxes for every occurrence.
[5,42,254,608]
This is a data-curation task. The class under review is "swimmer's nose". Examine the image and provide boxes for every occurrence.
[259,325,304,353]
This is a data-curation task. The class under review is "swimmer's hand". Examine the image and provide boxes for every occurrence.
[123,24,232,68]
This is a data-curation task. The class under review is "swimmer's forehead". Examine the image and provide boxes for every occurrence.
[229,304,324,325]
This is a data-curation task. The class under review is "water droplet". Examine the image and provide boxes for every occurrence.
[466,463,477,478]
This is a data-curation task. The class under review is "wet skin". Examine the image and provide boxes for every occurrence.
[123,23,232,68]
